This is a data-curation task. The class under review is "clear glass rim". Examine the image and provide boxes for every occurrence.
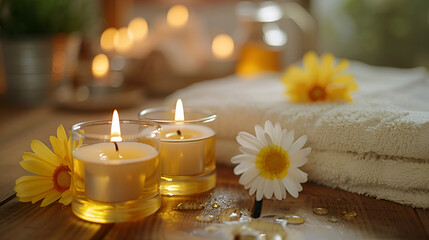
[138,107,217,124]
[71,119,161,141]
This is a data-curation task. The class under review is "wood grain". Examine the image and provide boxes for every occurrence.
[0,197,101,240]
[264,183,428,240]
[0,105,146,202]
[0,104,428,240]
[417,208,429,238]
[104,165,253,240]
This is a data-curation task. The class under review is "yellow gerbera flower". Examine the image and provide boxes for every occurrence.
[281,51,358,102]
[14,125,75,207]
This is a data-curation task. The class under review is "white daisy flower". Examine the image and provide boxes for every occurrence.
[231,120,310,201]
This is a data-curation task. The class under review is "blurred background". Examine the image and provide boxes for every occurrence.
[0,0,428,109]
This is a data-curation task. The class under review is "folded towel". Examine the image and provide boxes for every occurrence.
[165,61,429,208]
[218,139,429,208]
[167,62,429,160]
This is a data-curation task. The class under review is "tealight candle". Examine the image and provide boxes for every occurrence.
[71,110,161,223]
[73,141,158,202]
[138,99,217,195]
[161,122,215,176]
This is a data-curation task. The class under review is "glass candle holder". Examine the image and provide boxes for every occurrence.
[70,120,161,223]
[138,107,217,196]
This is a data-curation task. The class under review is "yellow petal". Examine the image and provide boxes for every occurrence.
[32,189,55,204]
[57,125,68,143]
[31,140,59,165]
[40,189,62,207]
[16,175,50,185]
[15,178,53,197]
[22,152,57,168]
[303,51,319,79]
[287,86,311,102]
[50,136,66,160]
[282,66,307,85]
[59,189,72,206]
[319,53,335,85]
[332,74,358,91]
[18,196,33,202]
[326,87,353,102]
[19,160,55,176]
[332,59,349,75]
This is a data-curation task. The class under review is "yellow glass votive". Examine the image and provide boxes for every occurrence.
[138,107,217,196]
[70,119,161,223]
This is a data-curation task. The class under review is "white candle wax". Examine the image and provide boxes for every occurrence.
[73,142,158,202]
[160,124,215,176]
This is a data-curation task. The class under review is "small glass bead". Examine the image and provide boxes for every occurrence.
[278,214,305,225]
[313,207,329,215]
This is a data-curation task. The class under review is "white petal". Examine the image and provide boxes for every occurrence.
[264,179,274,199]
[273,179,282,200]
[292,168,308,183]
[231,154,254,164]
[256,179,265,201]
[282,177,299,198]
[299,147,311,157]
[289,177,303,193]
[296,182,303,192]
[290,156,308,168]
[239,167,259,186]
[281,183,287,199]
[239,146,259,155]
[264,133,274,146]
[289,135,307,154]
[255,124,267,145]
[264,121,274,137]
[273,122,282,144]
[283,130,295,151]
[249,177,261,195]
[282,129,288,135]
[237,132,264,149]
[233,162,252,175]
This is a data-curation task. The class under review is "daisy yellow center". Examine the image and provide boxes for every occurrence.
[53,165,71,193]
[256,144,290,180]
[308,85,326,101]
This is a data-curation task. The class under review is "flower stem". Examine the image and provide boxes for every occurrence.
[251,199,263,218]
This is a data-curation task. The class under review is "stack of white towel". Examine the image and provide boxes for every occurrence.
[166,61,429,208]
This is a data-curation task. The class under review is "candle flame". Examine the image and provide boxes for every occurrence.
[167,5,189,28]
[111,109,122,142]
[175,98,184,121]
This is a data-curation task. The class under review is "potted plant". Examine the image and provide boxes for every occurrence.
[0,0,92,106]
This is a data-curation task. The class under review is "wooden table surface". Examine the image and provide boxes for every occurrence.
[0,99,428,240]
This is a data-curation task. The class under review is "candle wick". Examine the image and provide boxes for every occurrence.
[177,130,182,136]
[114,142,119,152]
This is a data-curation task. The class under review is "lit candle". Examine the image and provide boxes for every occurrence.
[138,100,216,195]
[160,99,215,176]
[72,110,159,202]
